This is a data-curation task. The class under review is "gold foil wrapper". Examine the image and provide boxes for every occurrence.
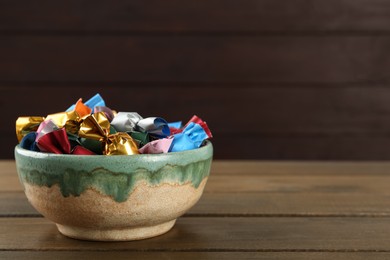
[79,112,110,141]
[105,132,139,155]
[46,111,81,134]
[16,116,45,142]
[78,113,139,155]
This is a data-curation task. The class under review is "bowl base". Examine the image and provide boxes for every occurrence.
[56,219,176,241]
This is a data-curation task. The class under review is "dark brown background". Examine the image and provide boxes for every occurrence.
[1,0,390,159]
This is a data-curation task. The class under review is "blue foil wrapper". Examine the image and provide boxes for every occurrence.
[20,132,40,152]
[168,121,182,129]
[170,122,208,152]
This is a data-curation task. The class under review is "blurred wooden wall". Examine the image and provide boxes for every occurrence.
[1,0,390,159]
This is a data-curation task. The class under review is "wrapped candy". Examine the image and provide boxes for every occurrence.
[111,112,143,132]
[16,116,45,142]
[129,131,150,148]
[84,93,106,111]
[74,98,92,118]
[139,137,173,154]
[37,128,71,154]
[168,121,183,135]
[35,119,58,141]
[184,115,212,138]
[79,112,139,155]
[94,106,116,122]
[136,117,170,138]
[36,127,95,155]
[170,122,209,152]
[15,93,212,155]
[46,110,81,134]
[66,93,105,112]
[20,132,40,152]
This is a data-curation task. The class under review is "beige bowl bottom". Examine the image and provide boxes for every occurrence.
[57,220,176,241]
[23,177,208,241]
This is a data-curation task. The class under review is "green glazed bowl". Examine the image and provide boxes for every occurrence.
[14,141,213,241]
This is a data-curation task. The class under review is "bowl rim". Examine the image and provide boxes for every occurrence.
[15,140,213,159]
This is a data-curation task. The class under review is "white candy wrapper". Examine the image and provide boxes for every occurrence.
[136,117,170,137]
[111,112,143,132]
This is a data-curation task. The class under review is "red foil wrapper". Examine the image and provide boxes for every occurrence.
[72,145,96,155]
[185,115,213,138]
[36,128,71,154]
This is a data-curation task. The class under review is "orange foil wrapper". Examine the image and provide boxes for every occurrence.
[74,98,92,118]
[16,116,45,142]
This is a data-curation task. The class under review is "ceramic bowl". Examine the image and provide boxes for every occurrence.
[14,141,213,241]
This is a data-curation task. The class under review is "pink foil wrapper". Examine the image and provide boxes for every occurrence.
[35,119,58,142]
[139,137,173,154]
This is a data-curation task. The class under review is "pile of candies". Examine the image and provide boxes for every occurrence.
[16,94,212,155]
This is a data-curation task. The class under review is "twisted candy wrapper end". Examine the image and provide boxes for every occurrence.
[35,119,58,142]
[170,122,209,152]
[95,106,115,122]
[36,127,95,155]
[46,110,81,134]
[105,132,139,155]
[74,98,92,118]
[36,128,71,154]
[136,117,170,137]
[111,112,143,132]
[16,116,45,143]
[20,132,40,152]
[85,93,105,111]
[139,137,173,154]
[66,93,105,112]
[79,112,110,141]
[186,115,213,138]
[79,113,139,155]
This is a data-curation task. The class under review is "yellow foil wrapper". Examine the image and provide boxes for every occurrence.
[105,132,139,155]
[16,116,45,142]
[46,111,81,134]
[79,112,110,141]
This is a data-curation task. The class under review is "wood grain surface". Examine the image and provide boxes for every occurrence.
[2,160,390,258]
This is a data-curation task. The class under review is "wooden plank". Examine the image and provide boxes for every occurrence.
[1,217,390,250]
[1,251,389,260]
[1,0,390,33]
[1,36,390,83]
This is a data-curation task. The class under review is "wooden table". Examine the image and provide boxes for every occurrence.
[1,160,390,259]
